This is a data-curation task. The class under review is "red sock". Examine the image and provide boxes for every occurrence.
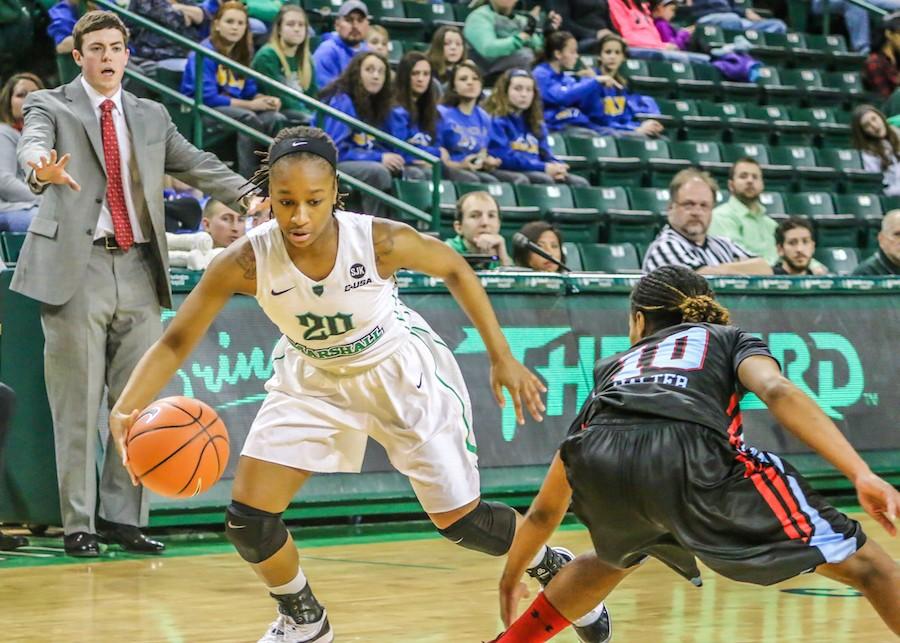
[496,592,572,642]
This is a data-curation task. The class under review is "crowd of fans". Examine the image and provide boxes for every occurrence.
[2,0,900,280]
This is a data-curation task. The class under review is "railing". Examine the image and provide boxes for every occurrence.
[93,0,442,229]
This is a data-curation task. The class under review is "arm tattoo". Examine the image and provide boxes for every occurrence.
[374,223,396,268]
[235,242,257,280]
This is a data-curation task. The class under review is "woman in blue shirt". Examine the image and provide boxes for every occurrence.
[438,61,525,184]
[319,51,403,219]
[485,68,589,186]
[181,1,287,177]
[391,51,441,181]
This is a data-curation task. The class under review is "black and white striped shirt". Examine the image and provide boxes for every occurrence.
[642,225,754,273]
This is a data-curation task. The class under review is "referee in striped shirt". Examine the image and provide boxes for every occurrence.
[642,168,773,275]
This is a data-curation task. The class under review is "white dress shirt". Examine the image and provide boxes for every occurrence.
[80,77,147,243]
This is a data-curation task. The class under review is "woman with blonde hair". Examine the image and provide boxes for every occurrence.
[252,4,318,124]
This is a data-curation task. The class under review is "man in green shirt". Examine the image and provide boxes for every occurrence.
[711,157,826,273]
[445,191,512,269]
[853,210,900,275]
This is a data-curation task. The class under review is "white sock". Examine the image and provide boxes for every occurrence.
[573,602,605,627]
[528,545,549,569]
[268,567,308,596]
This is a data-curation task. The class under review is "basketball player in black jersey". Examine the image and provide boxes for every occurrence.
[489,265,900,642]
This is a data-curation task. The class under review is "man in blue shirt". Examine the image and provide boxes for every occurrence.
[313,0,370,88]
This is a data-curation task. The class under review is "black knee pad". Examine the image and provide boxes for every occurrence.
[225,501,289,564]
[437,500,517,557]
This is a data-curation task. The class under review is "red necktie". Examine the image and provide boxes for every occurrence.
[100,99,134,251]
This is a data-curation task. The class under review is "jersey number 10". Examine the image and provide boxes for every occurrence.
[615,326,710,379]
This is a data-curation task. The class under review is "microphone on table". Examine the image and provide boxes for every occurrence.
[512,232,571,273]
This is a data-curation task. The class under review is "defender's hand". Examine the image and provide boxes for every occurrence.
[491,356,547,424]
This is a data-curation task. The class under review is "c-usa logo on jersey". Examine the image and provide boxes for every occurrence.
[345,263,372,291]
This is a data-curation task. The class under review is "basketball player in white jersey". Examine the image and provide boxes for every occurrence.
[109,126,611,643]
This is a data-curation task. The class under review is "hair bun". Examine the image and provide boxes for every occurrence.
[679,295,730,325]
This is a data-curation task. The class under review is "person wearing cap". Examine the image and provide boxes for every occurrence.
[865,11,900,104]
[312,0,370,88]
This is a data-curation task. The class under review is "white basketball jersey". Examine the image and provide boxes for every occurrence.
[248,210,412,372]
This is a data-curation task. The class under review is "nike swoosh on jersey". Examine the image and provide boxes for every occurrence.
[271,286,296,296]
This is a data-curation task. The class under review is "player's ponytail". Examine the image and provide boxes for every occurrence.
[631,266,731,332]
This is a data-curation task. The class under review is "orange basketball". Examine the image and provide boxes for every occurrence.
[126,396,230,498]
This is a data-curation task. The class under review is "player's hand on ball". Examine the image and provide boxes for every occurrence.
[854,471,899,536]
[491,356,547,425]
[109,408,141,486]
[499,578,530,627]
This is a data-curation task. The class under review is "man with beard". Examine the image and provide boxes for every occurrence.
[773,218,818,275]
[642,168,772,275]
[313,0,370,88]
[853,209,900,275]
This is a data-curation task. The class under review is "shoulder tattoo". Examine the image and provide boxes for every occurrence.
[373,222,396,267]
[235,242,257,280]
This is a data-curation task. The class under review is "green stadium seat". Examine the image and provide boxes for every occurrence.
[779,69,842,105]
[402,0,463,31]
[546,133,589,172]
[742,30,786,65]
[697,102,742,140]
[621,59,669,96]
[364,0,426,40]
[0,231,25,264]
[695,24,726,49]
[562,241,583,271]
[825,71,865,104]
[647,60,715,100]
[616,138,691,187]
[514,184,601,243]
[563,136,643,186]
[835,193,883,249]
[669,141,730,177]
[755,67,798,104]
[814,247,859,275]
[394,179,456,231]
[791,108,850,148]
[785,192,859,247]
[815,149,883,193]
[768,145,838,191]
[804,34,865,71]
[608,187,668,244]
[578,243,641,273]
[782,32,820,65]
[759,191,787,215]
[739,105,808,145]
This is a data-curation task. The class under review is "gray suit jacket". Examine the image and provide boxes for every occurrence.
[13,76,247,308]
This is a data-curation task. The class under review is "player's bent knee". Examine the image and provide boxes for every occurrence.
[225,501,289,564]
[437,500,516,556]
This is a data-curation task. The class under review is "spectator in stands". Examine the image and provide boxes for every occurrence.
[0,73,43,232]
[446,190,512,268]
[320,51,401,218]
[163,176,203,233]
[642,168,773,274]
[607,0,711,64]
[773,218,818,275]
[812,1,900,54]
[651,0,694,52]
[438,60,520,183]
[201,198,246,247]
[512,220,565,272]
[852,104,900,196]
[591,33,666,137]
[313,0,370,89]
[202,0,267,38]
[463,0,562,81]
[128,0,207,73]
[366,24,390,58]
[181,1,288,178]
[485,68,590,186]
[426,25,467,90]
[391,51,441,179]
[48,0,80,55]
[689,0,786,34]
[533,30,619,137]
[864,11,900,101]
[547,0,613,54]
[853,209,900,274]
[252,5,318,125]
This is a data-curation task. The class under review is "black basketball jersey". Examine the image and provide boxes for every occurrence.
[571,323,774,435]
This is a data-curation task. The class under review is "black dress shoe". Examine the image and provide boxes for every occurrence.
[64,532,100,557]
[97,518,165,554]
[0,532,29,550]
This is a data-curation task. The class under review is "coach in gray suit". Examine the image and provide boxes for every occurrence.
[14,11,251,556]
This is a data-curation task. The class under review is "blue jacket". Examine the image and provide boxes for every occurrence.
[47,1,78,46]
[591,85,660,131]
[389,105,440,162]
[181,39,258,107]
[313,32,369,89]
[532,63,600,132]
[689,0,738,19]
[437,104,491,162]
[488,113,556,172]
[322,93,392,162]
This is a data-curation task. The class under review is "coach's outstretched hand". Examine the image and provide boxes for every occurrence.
[109,409,141,487]
[855,472,899,536]
[491,356,547,425]
[27,149,81,191]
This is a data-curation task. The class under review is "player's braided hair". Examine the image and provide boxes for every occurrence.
[631,266,730,331]
[240,126,346,209]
